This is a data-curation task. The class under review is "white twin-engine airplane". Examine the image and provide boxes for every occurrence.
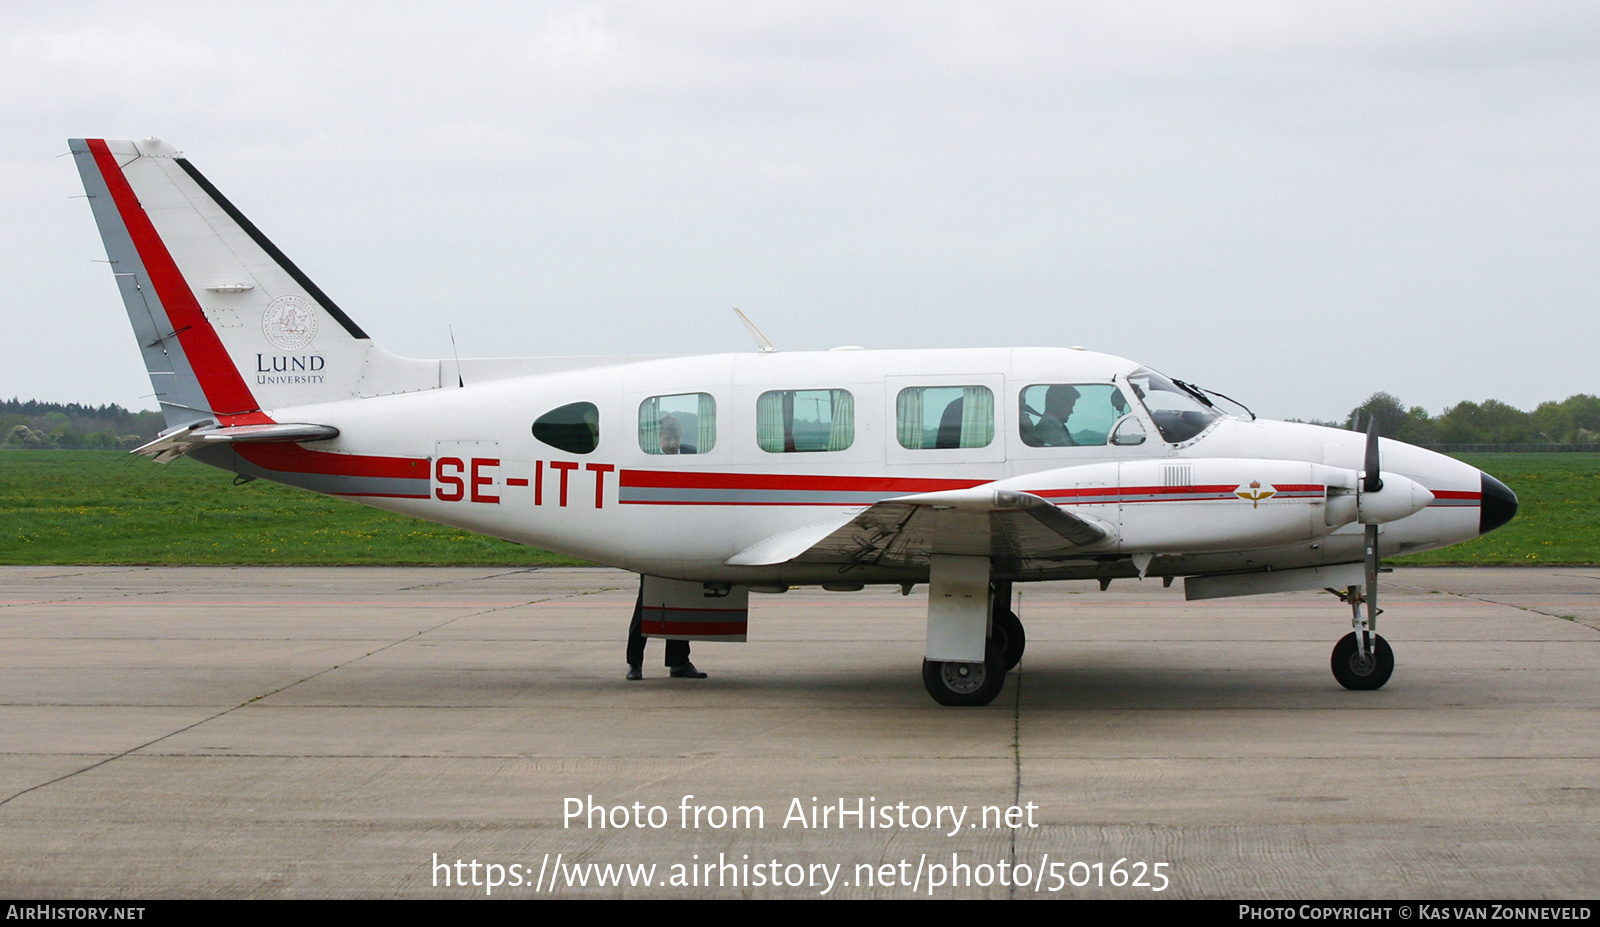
[71,137,1518,706]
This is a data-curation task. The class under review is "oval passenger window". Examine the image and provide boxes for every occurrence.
[533,401,600,454]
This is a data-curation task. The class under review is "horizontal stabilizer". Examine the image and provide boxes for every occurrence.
[134,422,340,463]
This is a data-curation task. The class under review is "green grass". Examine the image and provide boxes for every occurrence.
[0,450,1591,566]
[1387,453,1600,566]
[0,450,584,566]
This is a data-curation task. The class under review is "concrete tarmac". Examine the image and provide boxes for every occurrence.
[0,565,1596,899]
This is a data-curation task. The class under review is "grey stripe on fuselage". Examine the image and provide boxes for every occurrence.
[619,488,905,506]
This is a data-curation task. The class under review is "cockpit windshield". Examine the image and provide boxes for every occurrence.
[1126,367,1223,443]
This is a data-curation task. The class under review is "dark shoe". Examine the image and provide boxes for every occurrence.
[625,664,642,681]
[669,662,707,679]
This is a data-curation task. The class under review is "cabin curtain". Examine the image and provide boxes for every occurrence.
[827,390,854,451]
[639,397,661,454]
[756,392,785,452]
[897,390,924,449]
[697,393,717,453]
[960,386,993,448]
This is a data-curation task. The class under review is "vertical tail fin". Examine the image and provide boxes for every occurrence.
[70,138,439,430]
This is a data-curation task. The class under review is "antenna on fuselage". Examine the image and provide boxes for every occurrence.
[448,326,465,387]
[733,307,778,354]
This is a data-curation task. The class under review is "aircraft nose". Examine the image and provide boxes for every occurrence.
[1480,471,1518,535]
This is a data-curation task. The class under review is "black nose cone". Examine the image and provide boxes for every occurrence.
[1480,472,1518,535]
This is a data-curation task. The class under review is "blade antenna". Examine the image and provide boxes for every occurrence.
[448,326,465,387]
[733,307,778,354]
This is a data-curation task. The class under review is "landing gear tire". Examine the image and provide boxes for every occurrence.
[922,643,1006,707]
[1331,632,1394,690]
[992,607,1025,672]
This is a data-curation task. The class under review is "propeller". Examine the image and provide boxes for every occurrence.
[1356,420,1383,666]
[1363,418,1383,494]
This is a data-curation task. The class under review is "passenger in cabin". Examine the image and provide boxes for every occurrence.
[658,414,697,454]
[625,582,706,680]
[934,398,964,449]
[1032,385,1080,446]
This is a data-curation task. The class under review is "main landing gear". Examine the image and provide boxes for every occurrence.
[921,577,1024,707]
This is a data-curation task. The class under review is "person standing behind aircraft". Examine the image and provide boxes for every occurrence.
[628,414,706,678]
[625,581,706,680]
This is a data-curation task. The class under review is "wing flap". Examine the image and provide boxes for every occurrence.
[726,509,872,566]
[725,487,1113,569]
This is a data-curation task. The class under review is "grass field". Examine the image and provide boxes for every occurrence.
[0,450,1592,566]
[1390,453,1599,565]
[0,451,581,566]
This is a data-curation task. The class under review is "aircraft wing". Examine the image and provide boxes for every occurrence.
[727,486,1112,569]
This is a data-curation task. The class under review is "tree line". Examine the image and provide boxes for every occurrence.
[1321,392,1600,447]
[3,393,1596,451]
[1,399,164,450]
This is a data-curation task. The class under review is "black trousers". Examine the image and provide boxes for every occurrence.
[626,589,690,667]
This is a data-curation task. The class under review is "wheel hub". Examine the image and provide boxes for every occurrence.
[939,661,987,694]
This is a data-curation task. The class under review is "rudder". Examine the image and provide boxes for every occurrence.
[70,138,439,430]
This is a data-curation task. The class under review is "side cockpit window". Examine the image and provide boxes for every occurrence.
[757,389,855,452]
[1126,368,1222,444]
[896,386,994,449]
[640,393,716,455]
[1018,384,1132,447]
[532,401,599,454]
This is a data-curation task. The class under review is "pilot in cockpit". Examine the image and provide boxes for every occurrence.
[1032,385,1080,446]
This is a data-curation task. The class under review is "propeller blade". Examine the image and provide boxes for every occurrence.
[1363,418,1383,494]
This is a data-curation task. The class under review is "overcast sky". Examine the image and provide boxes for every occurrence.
[4,1,1596,422]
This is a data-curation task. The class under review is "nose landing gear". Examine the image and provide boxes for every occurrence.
[1328,420,1397,691]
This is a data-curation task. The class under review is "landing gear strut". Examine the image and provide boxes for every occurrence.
[1331,554,1393,690]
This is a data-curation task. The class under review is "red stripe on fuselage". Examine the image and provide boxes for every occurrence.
[87,139,266,424]
[232,444,428,479]
[1032,483,1325,499]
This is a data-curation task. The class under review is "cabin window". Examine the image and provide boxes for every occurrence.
[896,386,994,449]
[1018,384,1132,447]
[532,401,599,454]
[756,389,854,452]
[639,393,716,455]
